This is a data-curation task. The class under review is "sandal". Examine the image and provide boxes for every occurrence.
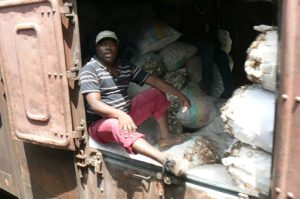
[162,157,190,177]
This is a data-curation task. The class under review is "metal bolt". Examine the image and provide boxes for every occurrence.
[287,192,294,198]
[74,60,79,66]
[59,73,63,77]
[295,96,300,102]
[47,10,51,15]
[53,73,57,77]
[41,10,44,15]
[281,94,288,100]
[52,9,56,14]
[275,187,281,193]
[48,72,51,76]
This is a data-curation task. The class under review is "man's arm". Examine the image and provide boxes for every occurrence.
[85,92,137,133]
[144,75,191,109]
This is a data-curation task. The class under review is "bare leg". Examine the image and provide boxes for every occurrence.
[132,138,166,164]
[157,112,169,139]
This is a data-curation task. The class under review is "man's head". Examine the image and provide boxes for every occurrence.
[95,30,119,66]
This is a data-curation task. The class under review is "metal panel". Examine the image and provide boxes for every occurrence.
[272,0,300,198]
[0,0,74,150]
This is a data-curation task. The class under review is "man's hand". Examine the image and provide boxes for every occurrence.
[86,92,137,137]
[178,94,191,111]
[117,111,137,137]
[145,75,191,110]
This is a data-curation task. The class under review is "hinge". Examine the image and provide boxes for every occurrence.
[72,126,85,139]
[66,67,80,81]
[156,172,181,185]
[66,60,80,81]
[60,1,75,24]
[75,149,103,178]
[72,119,86,148]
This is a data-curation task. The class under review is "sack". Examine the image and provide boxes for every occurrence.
[221,85,275,152]
[131,53,166,77]
[166,94,183,135]
[163,135,220,168]
[137,21,181,54]
[185,55,202,83]
[176,82,217,129]
[185,55,234,98]
[245,25,278,91]
[159,42,197,71]
[222,143,271,195]
[163,68,188,90]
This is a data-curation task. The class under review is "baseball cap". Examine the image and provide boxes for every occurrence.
[95,30,119,44]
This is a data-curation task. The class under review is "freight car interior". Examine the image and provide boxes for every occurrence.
[76,0,276,197]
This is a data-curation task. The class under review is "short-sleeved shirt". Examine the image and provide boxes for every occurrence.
[80,57,150,124]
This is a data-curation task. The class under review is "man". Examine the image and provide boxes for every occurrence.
[80,30,191,176]
[179,0,235,98]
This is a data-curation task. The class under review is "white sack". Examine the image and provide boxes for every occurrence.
[137,21,181,54]
[245,25,278,91]
[159,42,197,71]
[221,85,275,152]
[222,144,271,195]
[177,82,217,129]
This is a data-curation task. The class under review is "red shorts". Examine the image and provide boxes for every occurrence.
[89,88,170,154]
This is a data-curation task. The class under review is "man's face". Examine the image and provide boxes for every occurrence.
[96,38,118,66]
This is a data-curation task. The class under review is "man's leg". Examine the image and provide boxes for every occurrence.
[215,50,235,98]
[194,41,215,94]
[89,118,188,176]
[130,88,188,149]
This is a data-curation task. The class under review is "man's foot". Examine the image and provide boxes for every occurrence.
[162,157,190,177]
[159,133,190,150]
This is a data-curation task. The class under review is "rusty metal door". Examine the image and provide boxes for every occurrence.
[0,0,76,150]
[272,0,300,198]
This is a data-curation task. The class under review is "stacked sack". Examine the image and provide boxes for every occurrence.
[127,20,218,133]
[220,25,277,196]
[244,25,278,92]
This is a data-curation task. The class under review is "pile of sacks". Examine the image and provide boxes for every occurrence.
[220,25,277,196]
[127,20,235,133]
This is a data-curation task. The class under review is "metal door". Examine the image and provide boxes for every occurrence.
[272,0,300,198]
[0,0,77,150]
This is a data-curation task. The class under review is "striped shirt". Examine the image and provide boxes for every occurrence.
[80,57,150,124]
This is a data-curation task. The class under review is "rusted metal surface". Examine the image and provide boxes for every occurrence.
[0,84,20,197]
[272,0,300,198]
[0,0,74,150]
[82,152,240,199]
[15,142,79,198]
